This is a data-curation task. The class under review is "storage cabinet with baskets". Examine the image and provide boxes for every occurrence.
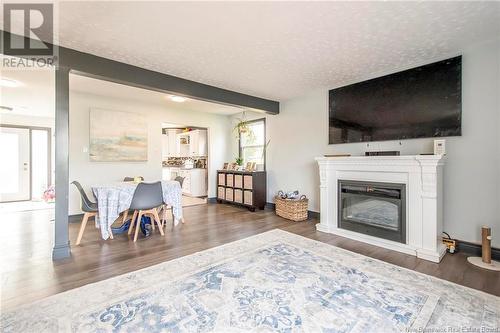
[217,170,266,211]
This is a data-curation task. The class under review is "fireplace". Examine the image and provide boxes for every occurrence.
[317,155,445,262]
[338,180,406,243]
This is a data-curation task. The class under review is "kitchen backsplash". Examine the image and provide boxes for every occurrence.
[163,157,207,168]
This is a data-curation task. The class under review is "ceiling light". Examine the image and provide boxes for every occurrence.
[0,78,21,88]
[168,95,187,103]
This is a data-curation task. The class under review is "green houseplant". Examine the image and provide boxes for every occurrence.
[233,112,255,141]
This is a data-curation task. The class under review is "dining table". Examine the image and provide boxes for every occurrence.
[91,180,183,240]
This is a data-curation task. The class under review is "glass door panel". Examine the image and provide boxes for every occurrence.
[0,127,30,202]
[341,193,400,231]
[31,129,49,200]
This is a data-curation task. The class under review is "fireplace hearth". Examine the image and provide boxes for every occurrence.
[338,180,406,243]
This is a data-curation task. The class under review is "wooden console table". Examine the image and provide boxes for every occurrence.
[216,170,266,211]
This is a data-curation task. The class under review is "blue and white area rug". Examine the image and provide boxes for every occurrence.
[2,229,499,332]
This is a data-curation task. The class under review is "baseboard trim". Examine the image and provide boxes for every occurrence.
[458,240,500,261]
[52,242,71,260]
[308,210,320,219]
[207,197,218,204]
[265,202,319,220]
[265,202,275,210]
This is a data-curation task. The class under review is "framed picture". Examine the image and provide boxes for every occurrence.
[223,163,229,170]
[245,162,256,171]
[89,108,148,161]
[245,162,257,172]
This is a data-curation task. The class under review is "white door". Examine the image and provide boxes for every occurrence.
[0,127,31,202]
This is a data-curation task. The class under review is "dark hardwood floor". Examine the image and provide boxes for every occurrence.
[1,203,499,311]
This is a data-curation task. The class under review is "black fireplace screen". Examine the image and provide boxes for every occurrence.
[338,180,406,243]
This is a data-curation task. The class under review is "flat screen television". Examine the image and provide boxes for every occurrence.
[329,56,462,144]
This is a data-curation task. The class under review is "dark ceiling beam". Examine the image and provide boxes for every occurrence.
[1,30,280,114]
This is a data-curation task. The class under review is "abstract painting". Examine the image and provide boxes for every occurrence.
[89,108,148,161]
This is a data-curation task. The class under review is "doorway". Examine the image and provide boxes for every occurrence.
[0,125,52,206]
[0,55,55,213]
[0,127,30,201]
[161,123,208,207]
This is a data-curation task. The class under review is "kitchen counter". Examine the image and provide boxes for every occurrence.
[163,166,207,170]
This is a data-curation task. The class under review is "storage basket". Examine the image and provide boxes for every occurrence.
[274,194,308,222]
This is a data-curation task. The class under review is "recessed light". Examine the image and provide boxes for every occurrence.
[168,95,187,103]
[0,78,21,88]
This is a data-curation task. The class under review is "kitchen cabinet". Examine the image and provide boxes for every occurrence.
[167,130,178,156]
[162,134,169,158]
[165,129,207,158]
[162,167,181,181]
[176,130,207,157]
[178,169,207,197]
[162,167,171,181]
[162,129,180,158]
[176,132,191,157]
[188,130,207,156]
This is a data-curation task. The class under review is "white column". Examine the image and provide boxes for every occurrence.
[317,160,330,233]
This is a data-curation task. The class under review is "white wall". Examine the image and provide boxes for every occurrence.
[0,114,54,129]
[235,39,500,247]
[69,91,232,215]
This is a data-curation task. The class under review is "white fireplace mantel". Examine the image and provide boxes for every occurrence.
[315,155,446,263]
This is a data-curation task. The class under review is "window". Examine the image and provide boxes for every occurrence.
[239,118,266,168]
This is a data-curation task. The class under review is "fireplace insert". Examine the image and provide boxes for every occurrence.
[338,180,406,243]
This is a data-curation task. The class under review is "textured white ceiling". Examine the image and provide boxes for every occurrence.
[4,1,500,101]
[0,56,55,118]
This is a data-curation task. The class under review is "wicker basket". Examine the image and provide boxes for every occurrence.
[275,194,308,222]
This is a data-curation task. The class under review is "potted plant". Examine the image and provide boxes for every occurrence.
[233,112,255,140]
[42,185,55,203]
[235,157,243,168]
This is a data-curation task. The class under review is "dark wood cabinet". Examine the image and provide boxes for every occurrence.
[216,170,266,211]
